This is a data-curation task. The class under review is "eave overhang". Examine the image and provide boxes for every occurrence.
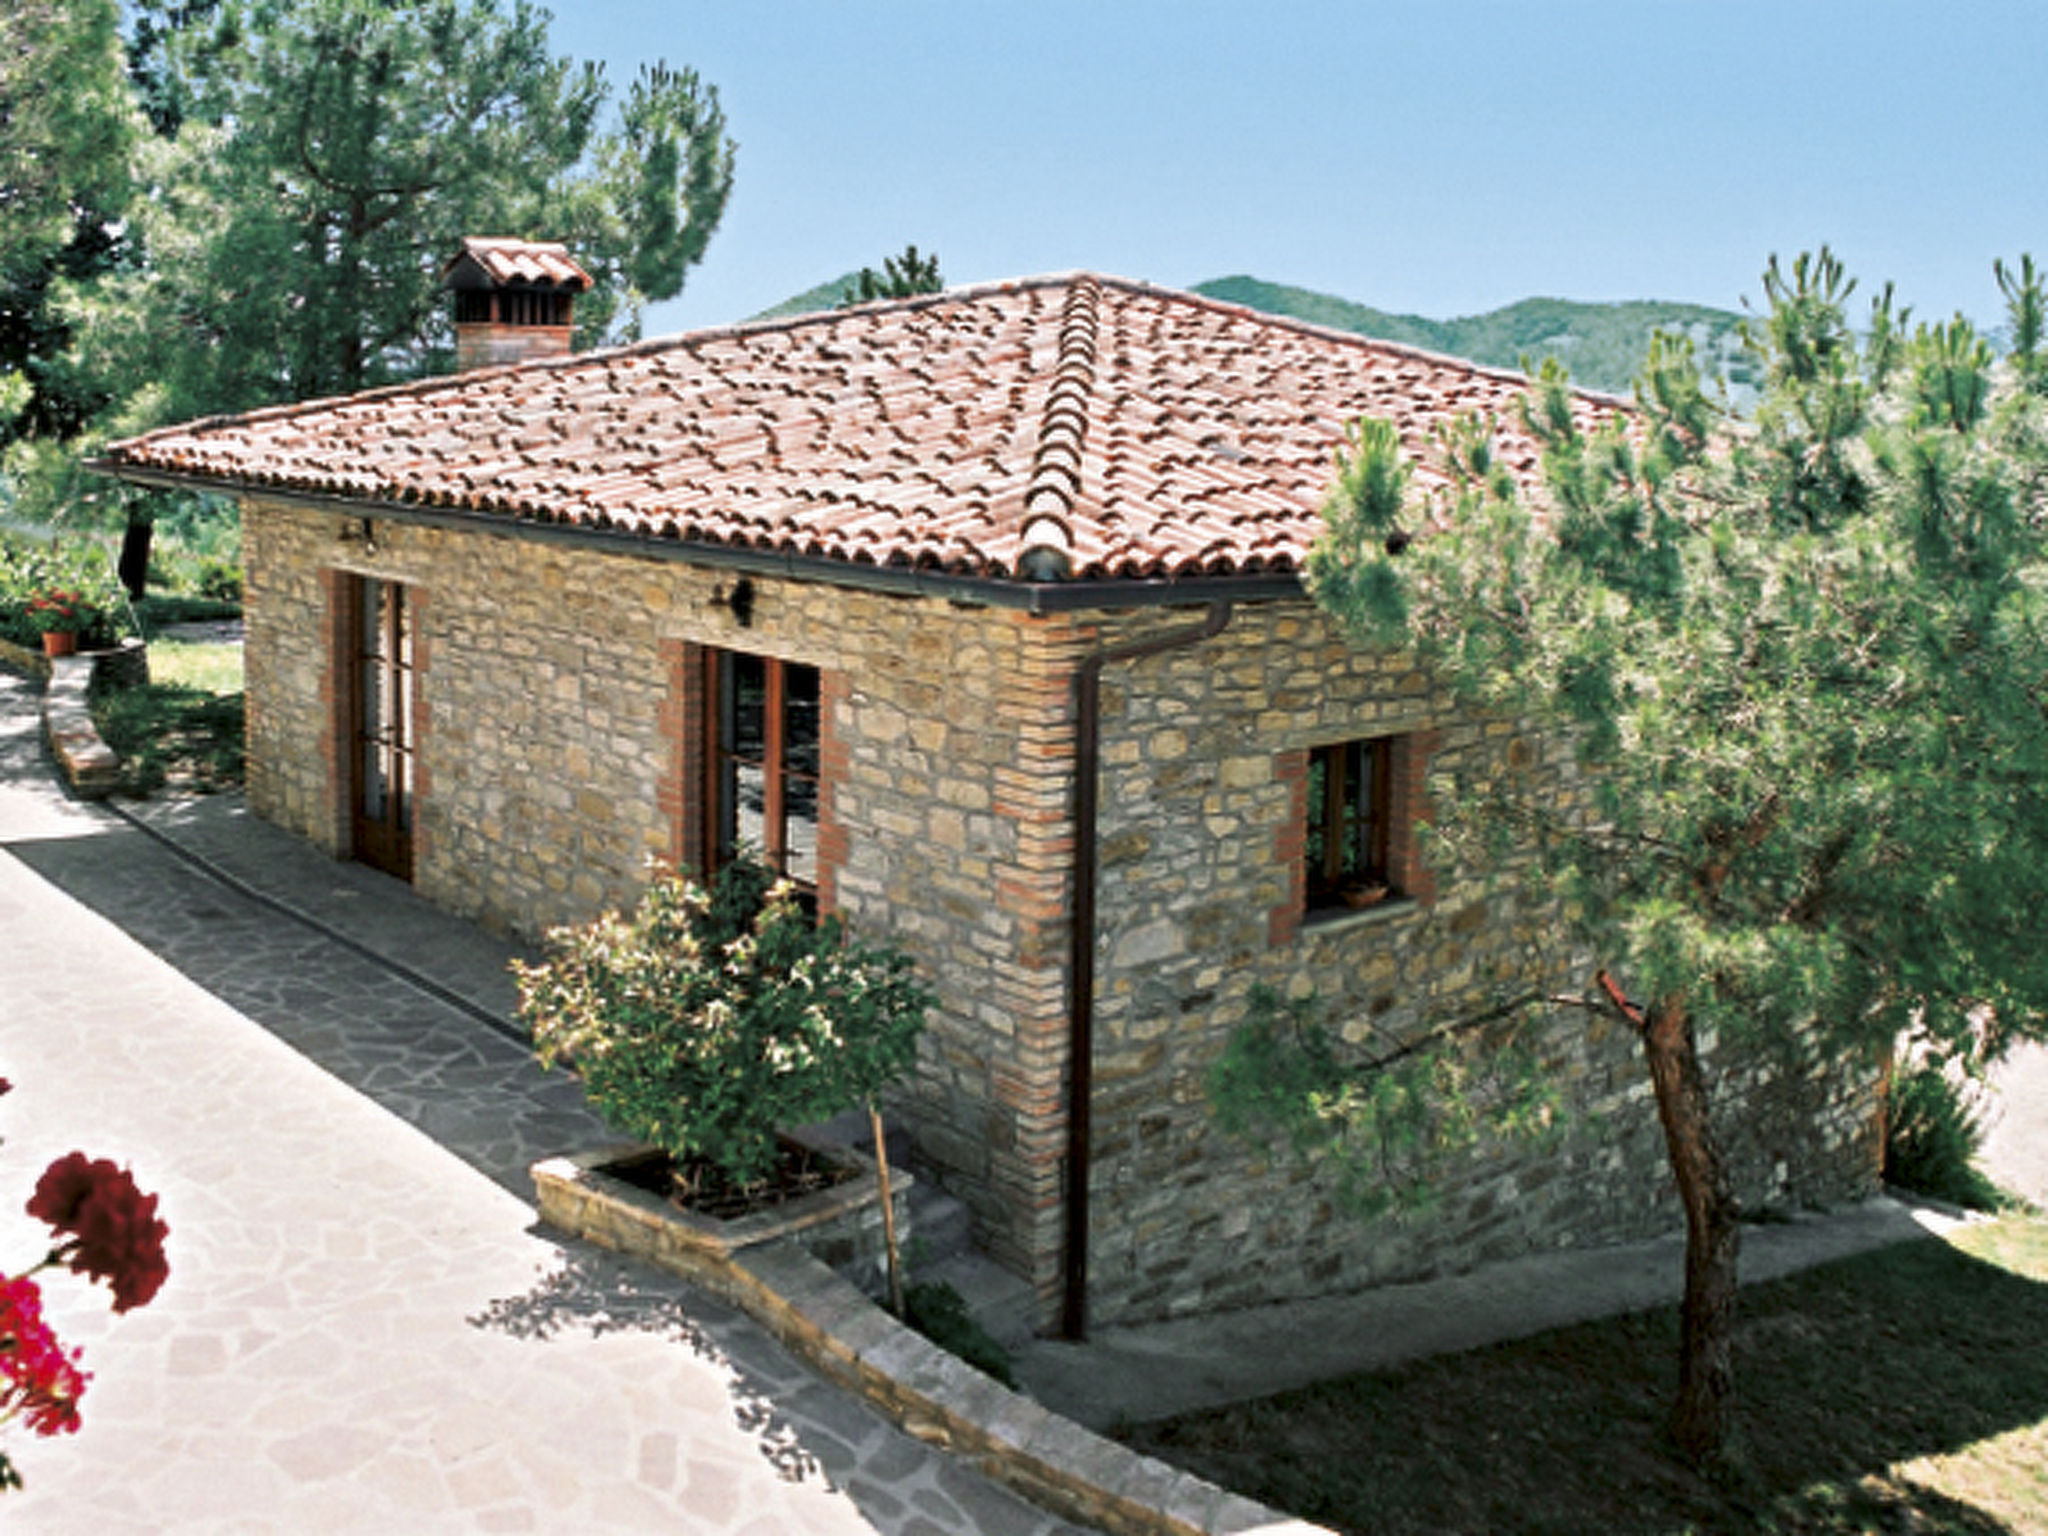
[87,459,1309,616]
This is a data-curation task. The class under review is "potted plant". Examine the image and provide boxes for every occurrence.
[25,589,94,657]
[517,855,931,1310]
[1340,878,1390,909]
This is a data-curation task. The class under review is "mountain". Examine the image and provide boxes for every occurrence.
[751,273,864,320]
[1195,276,1757,400]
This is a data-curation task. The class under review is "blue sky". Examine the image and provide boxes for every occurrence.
[561,2,2048,339]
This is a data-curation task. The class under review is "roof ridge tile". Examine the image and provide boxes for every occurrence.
[1015,277,1103,580]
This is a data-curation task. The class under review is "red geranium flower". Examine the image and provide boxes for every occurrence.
[26,1155,169,1314]
[0,1278,86,1437]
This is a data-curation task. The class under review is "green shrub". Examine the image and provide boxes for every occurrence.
[1884,1059,2008,1211]
[516,857,931,1189]
[0,534,130,649]
[146,545,244,604]
[903,1280,1015,1387]
[130,593,242,630]
[195,556,243,603]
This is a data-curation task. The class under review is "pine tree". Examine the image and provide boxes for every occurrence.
[6,0,735,573]
[0,0,139,443]
[56,0,735,420]
[1287,251,2048,1461]
[841,244,943,306]
[0,0,136,279]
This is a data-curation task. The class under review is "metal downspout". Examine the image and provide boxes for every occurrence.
[1062,600,1234,1341]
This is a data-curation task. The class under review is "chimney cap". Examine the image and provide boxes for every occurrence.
[442,237,592,293]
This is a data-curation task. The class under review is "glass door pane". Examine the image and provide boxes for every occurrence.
[352,577,414,880]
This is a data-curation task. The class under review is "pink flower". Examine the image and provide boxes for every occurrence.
[27,1155,169,1314]
[0,1279,86,1437]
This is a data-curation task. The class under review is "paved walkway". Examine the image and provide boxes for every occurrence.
[1983,1039,2048,1211]
[1013,1193,1957,1430]
[0,672,1090,1534]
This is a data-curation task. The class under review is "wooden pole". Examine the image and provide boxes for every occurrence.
[868,1102,905,1318]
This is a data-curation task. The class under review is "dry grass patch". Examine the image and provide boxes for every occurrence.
[1125,1217,2048,1535]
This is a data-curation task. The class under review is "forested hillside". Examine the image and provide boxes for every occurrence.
[1195,276,1755,399]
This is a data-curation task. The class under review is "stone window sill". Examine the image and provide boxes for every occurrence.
[1299,895,1418,937]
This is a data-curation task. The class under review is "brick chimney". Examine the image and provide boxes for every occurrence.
[442,237,592,371]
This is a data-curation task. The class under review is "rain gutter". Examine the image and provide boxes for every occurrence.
[1060,599,1234,1340]
[83,465,1305,616]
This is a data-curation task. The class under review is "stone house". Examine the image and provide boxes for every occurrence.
[98,255,1879,1332]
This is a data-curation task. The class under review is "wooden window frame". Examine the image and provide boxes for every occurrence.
[701,648,821,900]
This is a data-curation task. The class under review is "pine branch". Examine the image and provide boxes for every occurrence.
[1350,989,1547,1076]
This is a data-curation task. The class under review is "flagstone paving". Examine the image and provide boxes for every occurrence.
[0,672,1092,1534]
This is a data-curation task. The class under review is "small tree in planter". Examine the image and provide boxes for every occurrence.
[516,857,931,1307]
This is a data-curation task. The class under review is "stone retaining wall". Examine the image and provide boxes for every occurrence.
[40,654,121,796]
[11,639,148,798]
[532,1141,912,1306]
[726,1239,1329,1536]
[0,637,53,681]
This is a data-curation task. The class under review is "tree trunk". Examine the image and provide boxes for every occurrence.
[118,517,152,602]
[1640,995,1742,1463]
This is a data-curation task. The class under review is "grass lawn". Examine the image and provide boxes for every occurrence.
[91,639,245,794]
[1123,1216,2048,1535]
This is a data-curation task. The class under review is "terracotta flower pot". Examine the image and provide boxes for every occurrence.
[41,631,77,658]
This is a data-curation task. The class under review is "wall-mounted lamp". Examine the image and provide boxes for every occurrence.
[338,516,378,556]
[710,576,755,627]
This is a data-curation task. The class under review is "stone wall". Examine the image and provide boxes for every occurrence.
[241,498,1880,1334]
[239,497,1085,1310]
[1081,600,1881,1326]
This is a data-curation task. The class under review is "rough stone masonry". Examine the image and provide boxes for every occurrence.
[242,495,1881,1330]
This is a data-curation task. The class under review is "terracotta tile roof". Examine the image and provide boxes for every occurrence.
[101,273,1621,585]
[441,236,591,291]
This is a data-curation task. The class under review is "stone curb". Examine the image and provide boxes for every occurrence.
[535,1150,1330,1536]
[724,1241,1330,1536]
[40,653,121,798]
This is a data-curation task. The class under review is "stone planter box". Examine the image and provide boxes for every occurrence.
[531,1137,913,1304]
[534,1141,1316,1536]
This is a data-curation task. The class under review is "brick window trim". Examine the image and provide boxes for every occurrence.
[317,568,353,857]
[657,638,709,877]
[1269,728,1441,946]
[407,587,432,874]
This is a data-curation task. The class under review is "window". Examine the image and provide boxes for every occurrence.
[709,650,820,897]
[349,576,416,881]
[1305,736,1396,910]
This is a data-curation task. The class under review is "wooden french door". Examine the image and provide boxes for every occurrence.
[350,576,415,880]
